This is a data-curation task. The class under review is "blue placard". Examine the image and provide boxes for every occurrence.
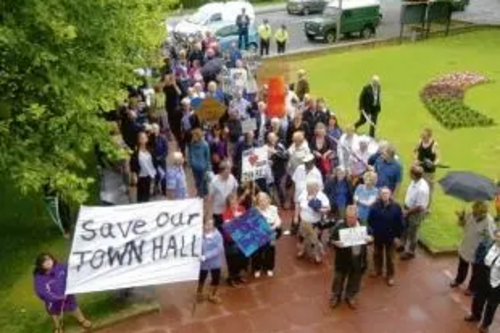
[223,208,274,257]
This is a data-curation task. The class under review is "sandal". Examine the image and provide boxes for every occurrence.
[78,319,92,329]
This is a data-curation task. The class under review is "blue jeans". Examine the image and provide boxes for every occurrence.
[192,168,207,197]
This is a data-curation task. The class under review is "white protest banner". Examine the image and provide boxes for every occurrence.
[339,226,368,247]
[241,118,257,134]
[241,146,269,182]
[66,199,203,294]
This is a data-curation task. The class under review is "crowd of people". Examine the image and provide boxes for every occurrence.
[33,29,500,333]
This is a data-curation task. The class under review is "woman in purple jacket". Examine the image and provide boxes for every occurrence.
[197,219,225,304]
[33,253,91,333]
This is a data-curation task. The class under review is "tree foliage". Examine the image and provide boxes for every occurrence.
[0,0,173,203]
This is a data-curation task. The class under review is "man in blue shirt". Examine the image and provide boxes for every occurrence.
[373,144,402,196]
[367,187,404,286]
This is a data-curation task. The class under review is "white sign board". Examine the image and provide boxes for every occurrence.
[339,226,368,247]
[66,199,203,294]
[241,118,257,134]
[241,147,269,182]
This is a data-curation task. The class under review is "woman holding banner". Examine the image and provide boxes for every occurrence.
[253,192,282,278]
[33,253,92,333]
[222,194,248,287]
[198,219,225,304]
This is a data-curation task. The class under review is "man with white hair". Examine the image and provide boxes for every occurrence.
[355,75,381,138]
[166,152,188,199]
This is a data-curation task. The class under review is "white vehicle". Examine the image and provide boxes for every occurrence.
[172,1,255,39]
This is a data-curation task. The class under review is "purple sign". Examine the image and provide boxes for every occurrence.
[223,208,274,257]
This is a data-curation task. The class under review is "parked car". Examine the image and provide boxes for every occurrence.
[304,0,381,43]
[287,0,329,15]
[172,1,255,39]
[211,21,259,52]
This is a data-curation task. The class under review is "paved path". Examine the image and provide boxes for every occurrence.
[454,0,500,25]
[99,210,499,333]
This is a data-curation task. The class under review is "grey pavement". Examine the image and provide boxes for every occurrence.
[167,0,500,56]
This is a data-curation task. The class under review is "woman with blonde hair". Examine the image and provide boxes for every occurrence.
[253,192,282,278]
[295,177,330,263]
[354,171,379,223]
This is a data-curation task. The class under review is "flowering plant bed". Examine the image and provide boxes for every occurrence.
[420,72,496,129]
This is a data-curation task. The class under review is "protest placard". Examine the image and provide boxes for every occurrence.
[339,226,368,247]
[66,199,203,294]
[195,97,226,123]
[241,118,257,134]
[223,208,274,257]
[241,146,268,182]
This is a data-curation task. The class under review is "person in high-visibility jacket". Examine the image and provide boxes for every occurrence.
[258,19,272,57]
[274,24,289,55]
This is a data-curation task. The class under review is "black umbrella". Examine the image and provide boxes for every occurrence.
[201,58,223,80]
[438,171,498,202]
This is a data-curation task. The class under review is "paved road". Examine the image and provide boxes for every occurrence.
[167,0,403,55]
[167,0,500,56]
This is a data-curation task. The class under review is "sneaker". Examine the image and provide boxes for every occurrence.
[254,271,261,279]
[464,314,480,322]
[329,296,340,309]
[267,270,274,277]
[387,278,395,287]
[283,230,291,236]
[400,252,415,261]
[346,298,357,310]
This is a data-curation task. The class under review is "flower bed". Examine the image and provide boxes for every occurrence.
[420,71,496,129]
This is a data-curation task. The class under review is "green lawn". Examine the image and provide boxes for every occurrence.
[292,29,500,252]
[0,172,126,332]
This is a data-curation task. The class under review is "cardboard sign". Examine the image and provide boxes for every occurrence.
[241,146,269,182]
[223,208,274,257]
[196,97,226,123]
[66,199,203,294]
[339,226,368,247]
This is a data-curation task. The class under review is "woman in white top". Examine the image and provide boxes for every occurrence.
[294,177,330,263]
[465,228,500,333]
[451,201,496,295]
[253,192,282,278]
[130,132,157,203]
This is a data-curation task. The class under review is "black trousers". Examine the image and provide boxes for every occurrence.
[238,31,249,50]
[199,269,221,287]
[331,268,364,300]
[260,39,270,56]
[277,41,286,54]
[225,244,248,280]
[252,243,275,272]
[137,176,152,203]
[354,111,379,137]
[373,240,396,278]
[213,214,224,232]
[471,265,500,328]
[454,256,479,292]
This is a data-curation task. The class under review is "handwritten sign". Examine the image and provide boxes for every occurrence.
[241,118,257,134]
[223,208,274,257]
[339,226,368,247]
[241,146,268,182]
[196,97,226,123]
[66,199,203,294]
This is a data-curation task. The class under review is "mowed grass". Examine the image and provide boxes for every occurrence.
[291,29,500,251]
[0,171,125,332]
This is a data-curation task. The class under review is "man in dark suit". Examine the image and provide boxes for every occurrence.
[236,8,251,50]
[355,75,381,138]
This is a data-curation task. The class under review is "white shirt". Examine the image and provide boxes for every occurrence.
[404,178,430,210]
[138,150,156,178]
[298,190,330,223]
[257,205,281,228]
[209,175,239,215]
[459,214,496,262]
[485,244,500,288]
[292,165,323,201]
[230,68,248,93]
[285,90,299,119]
[337,133,360,172]
[287,141,311,175]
